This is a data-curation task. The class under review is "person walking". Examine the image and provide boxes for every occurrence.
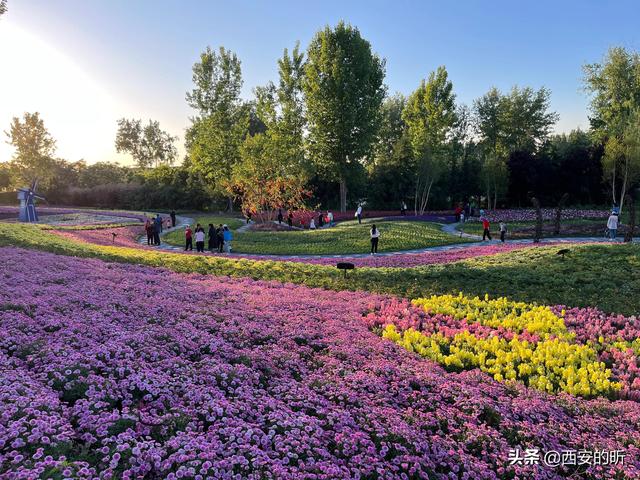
[327,210,334,227]
[277,209,284,224]
[482,217,492,241]
[170,210,176,228]
[607,211,619,240]
[370,224,380,255]
[499,222,507,243]
[223,225,233,253]
[145,218,153,245]
[287,211,293,228]
[184,225,193,251]
[217,224,224,253]
[318,212,324,228]
[208,223,217,251]
[355,204,363,224]
[195,226,206,252]
[400,201,407,216]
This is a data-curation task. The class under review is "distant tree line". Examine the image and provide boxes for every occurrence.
[1,23,639,213]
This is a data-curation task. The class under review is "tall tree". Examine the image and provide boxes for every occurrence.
[186,46,247,211]
[402,66,456,214]
[584,47,640,212]
[474,86,557,208]
[115,118,177,168]
[5,112,57,187]
[231,44,310,219]
[303,22,386,212]
[0,0,7,17]
[372,93,407,167]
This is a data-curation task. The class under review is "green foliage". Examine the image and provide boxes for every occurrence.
[4,112,57,188]
[1,222,639,315]
[303,21,386,211]
[115,118,177,168]
[474,86,558,208]
[186,47,248,205]
[402,66,457,213]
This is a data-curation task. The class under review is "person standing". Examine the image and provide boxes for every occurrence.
[400,201,407,216]
[607,212,619,240]
[145,218,153,245]
[355,204,363,224]
[370,224,380,255]
[195,226,206,252]
[318,212,324,228]
[327,210,334,227]
[208,223,216,251]
[184,225,193,251]
[287,211,293,228]
[223,225,233,253]
[309,218,316,230]
[170,210,176,228]
[454,205,463,222]
[153,214,163,245]
[277,209,284,224]
[482,217,492,241]
[217,224,224,253]
[499,222,507,243]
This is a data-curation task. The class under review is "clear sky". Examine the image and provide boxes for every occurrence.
[1,0,639,165]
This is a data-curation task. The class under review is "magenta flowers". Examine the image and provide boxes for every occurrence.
[1,247,639,479]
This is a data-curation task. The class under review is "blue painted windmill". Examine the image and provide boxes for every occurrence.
[17,179,46,222]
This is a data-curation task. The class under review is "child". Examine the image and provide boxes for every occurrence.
[499,222,506,243]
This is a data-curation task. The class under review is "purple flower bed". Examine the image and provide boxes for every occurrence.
[0,247,639,478]
[476,209,609,223]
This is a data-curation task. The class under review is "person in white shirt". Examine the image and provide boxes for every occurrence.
[309,218,316,230]
[607,213,619,240]
[195,227,206,252]
[327,211,334,227]
[355,205,363,224]
[370,224,380,255]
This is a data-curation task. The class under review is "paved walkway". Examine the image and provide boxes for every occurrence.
[137,218,636,260]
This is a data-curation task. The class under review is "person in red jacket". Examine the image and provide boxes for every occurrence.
[482,217,492,241]
[184,225,193,251]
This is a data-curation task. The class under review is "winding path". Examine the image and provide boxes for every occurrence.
[138,218,637,260]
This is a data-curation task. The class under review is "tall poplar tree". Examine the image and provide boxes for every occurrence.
[303,22,385,212]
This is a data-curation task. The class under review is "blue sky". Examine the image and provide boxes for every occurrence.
[1,0,639,163]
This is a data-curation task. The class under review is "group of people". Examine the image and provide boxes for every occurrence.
[144,211,177,246]
[185,223,233,253]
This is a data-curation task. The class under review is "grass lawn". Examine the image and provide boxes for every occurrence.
[166,216,476,254]
[2,222,639,314]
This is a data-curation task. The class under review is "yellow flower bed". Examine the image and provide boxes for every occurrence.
[412,293,569,339]
[383,325,619,396]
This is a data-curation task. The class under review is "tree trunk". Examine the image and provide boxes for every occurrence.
[554,193,569,236]
[624,194,636,243]
[339,177,347,213]
[227,197,234,212]
[532,197,542,243]
[618,159,628,215]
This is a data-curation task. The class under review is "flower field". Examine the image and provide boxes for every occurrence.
[1,247,639,479]
[366,294,640,399]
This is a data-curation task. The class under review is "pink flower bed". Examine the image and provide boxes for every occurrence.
[1,247,639,478]
[53,225,144,248]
